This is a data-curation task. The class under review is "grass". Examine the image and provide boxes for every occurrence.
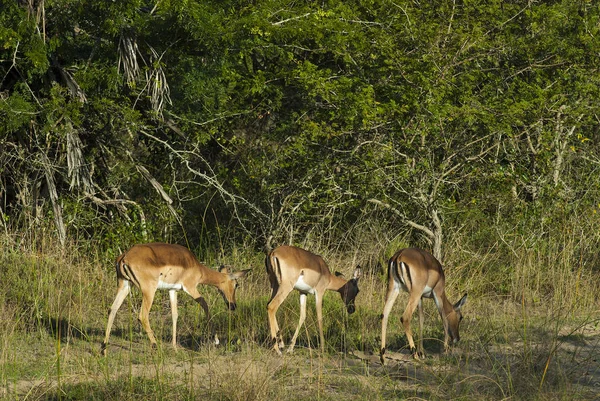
[1,226,599,400]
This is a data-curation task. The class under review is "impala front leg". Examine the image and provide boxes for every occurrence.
[416,299,425,359]
[169,290,179,350]
[288,293,307,353]
[433,291,450,354]
[315,293,325,353]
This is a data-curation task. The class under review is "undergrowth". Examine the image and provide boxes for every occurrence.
[1,220,599,400]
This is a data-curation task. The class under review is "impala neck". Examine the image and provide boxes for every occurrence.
[328,273,348,292]
[200,265,226,286]
[439,291,455,317]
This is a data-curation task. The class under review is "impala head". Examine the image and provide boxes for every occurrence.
[337,266,362,314]
[446,293,468,344]
[217,266,251,311]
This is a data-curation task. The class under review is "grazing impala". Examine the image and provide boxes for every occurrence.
[266,245,361,354]
[100,243,250,355]
[380,248,467,363]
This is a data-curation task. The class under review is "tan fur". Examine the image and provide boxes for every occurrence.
[380,248,467,363]
[101,243,249,355]
[266,245,361,354]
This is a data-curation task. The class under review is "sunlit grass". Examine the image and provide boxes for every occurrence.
[0,224,599,400]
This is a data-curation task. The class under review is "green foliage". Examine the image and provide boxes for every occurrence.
[0,0,599,256]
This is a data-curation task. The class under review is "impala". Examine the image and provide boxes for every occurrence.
[380,248,467,363]
[266,245,361,354]
[100,243,250,355]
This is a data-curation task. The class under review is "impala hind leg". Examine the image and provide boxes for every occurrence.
[380,288,399,364]
[401,292,423,359]
[267,285,293,354]
[101,279,130,355]
[138,287,158,348]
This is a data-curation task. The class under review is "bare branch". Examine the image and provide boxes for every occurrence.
[137,130,267,227]
[272,12,312,26]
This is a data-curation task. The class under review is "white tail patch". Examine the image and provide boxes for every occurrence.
[393,261,411,292]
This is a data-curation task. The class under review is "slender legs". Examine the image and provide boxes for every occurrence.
[288,293,307,353]
[267,287,327,354]
[315,294,325,353]
[138,285,158,347]
[267,285,293,354]
[102,281,208,354]
[432,291,450,353]
[169,290,178,349]
[417,299,424,357]
[380,288,399,364]
[400,291,424,358]
[101,279,131,355]
[380,287,427,363]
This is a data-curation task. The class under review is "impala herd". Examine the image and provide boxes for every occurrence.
[101,242,467,363]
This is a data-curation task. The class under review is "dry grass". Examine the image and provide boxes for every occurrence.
[1,224,599,400]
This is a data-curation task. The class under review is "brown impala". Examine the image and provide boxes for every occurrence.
[380,248,467,363]
[101,243,250,355]
[266,245,361,354]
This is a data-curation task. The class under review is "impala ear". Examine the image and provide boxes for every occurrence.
[218,265,229,273]
[353,266,362,280]
[454,293,468,311]
[230,269,251,280]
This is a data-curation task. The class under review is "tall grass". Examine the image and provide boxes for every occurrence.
[1,216,599,400]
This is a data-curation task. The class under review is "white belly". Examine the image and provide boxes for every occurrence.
[157,280,183,290]
[293,275,315,294]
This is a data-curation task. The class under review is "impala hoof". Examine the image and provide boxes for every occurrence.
[411,349,425,360]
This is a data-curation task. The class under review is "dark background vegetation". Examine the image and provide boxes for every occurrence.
[2,0,599,261]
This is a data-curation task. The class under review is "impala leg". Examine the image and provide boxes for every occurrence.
[417,298,425,358]
[169,290,178,350]
[267,285,293,354]
[380,288,400,364]
[184,286,214,344]
[315,293,325,353]
[185,286,210,320]
[101,279,130,355]
[433,291,450,353]
[401,292,422,359]
[139,287,158,348]
[287,293,307,353]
